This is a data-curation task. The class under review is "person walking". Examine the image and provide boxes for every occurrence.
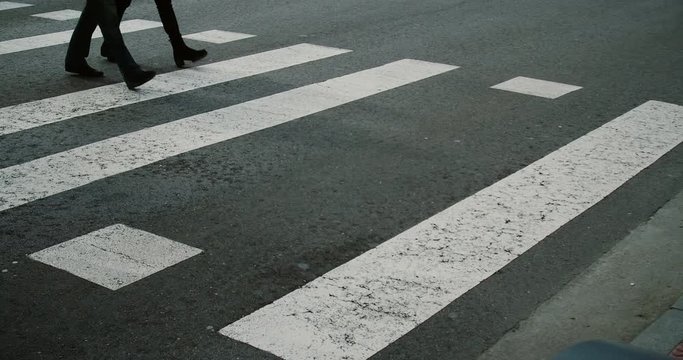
[65,0,156,89]
[101,0,207,68]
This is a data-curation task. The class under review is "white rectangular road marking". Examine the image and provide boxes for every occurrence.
[0,1,32,11]
[491,76,582,99]
[0,19,161,55]
[31,9,81,21]
[0,43,338,136]
[29,224,202,290]
[0,59,457,212]
[183,30,255,44]
[219,100,683,360]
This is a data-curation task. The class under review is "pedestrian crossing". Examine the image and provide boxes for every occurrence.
[0,43,341,136]
[2,3,682,360]
[220,100,683,360]
[0,59,455,212]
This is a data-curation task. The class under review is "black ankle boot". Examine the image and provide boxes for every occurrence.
[65,58,104,77]
[172,43,207,68]
[122,68,156,90]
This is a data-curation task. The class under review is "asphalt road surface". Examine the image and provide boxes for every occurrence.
[1,0,682,359]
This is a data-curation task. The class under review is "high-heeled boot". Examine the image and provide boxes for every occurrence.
[170,39,207,68]
[156,0,207,67]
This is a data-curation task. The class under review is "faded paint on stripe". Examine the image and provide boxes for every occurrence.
[0,43,342,136]
[219,101,683,360]
[0,59,458,212]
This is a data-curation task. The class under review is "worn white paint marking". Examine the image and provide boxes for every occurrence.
[491,76,582,99]
[219,100,683,360]
[0,1,32,11]
[29,224,202,290]
[31,9,81,21]
[183,30,255,44]
[0,43,349,136]
[0,59,457,212]
[0,19,161,55]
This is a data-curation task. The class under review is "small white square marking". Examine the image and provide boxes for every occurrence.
[32,9,81,20]
[0,1,33,11]
[29,224,202,290]
[183,30,255,44]
[491,76,582,99]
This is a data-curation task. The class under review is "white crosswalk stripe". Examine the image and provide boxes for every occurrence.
[0,43,343,136]
[0,19,162,55]
[491,76,582,99]
[220,100,683,360]
[29,224,202,290]
[0,1,32,11]
[30,9,81,21]
[183,30,254,44]
[0,59,456,212]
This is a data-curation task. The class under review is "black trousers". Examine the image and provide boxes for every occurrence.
[115,0,185,46]
[66,0,138,71]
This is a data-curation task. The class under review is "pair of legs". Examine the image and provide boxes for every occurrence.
[65,0,155,89]
[103,0,207,68]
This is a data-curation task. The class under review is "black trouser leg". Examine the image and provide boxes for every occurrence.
[154,0,185,47]
[101,0,131,58]
[116,0,132,18]
[154,0,206,67]
[66,1,99,62]
[67,0,154,88]
[87,0,139,72]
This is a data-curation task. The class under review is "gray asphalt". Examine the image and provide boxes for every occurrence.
[1,0,682,359]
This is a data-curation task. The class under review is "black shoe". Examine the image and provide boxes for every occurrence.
[65,59,104,77]
[123,68,156,90]
[173,45,207,68]
[100,43,115,62]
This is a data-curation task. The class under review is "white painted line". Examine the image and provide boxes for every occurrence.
[0,43,348,136]
[29,224,202,290]
[0,1,32,11]
[0,59,457,212]
[219,100,683,360]
[491,76,582,99]
[183,30,255,44]
[0,19,161,55]
[31,9,81,21]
